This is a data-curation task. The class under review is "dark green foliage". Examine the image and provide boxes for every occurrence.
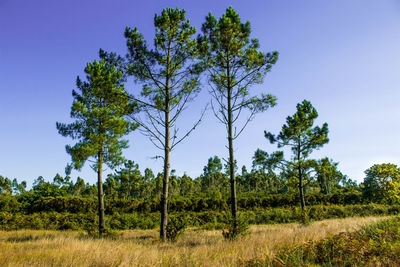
[222,213,249,240]
[199,6,278,238]
[272,216,400,266]
[0,176,13,195]
[104,160,147,199]
[0,191,366,214]
[265,100,329,210]
[200,156,229,194]
[32,176,67,197]
[124,7,203,241]
[0,212,93,231]
[0,211,158,231]
[56,60,137,171]
[315,157,346,194]
[0,196,22,212]
[27,197,97,214]
[0,176,26,195]
[1,204,397,232]
[1,156,360,206]
[56,58,138,236]
[166,215,188,242]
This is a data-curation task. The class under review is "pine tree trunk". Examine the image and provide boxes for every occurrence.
[297,144,305,210]
[227,86,238,236]
[299,174,305,210]
[98,146,106,236]
[160,72,170,241]
[160,109,170,241]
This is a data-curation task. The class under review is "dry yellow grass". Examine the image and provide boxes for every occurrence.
[0,216,388,267]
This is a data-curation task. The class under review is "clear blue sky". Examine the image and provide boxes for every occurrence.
[1,0,400,186]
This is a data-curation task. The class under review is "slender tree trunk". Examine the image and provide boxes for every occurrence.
[98,146,106,236]
[160,70,170,241]
[297,145,305,210]
[299,170,305,210]
[227,86,238,235]
[160,135,169,241]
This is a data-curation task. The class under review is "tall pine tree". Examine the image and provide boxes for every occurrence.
[198,7,278,237]
[124,8,204,241]
[56,60,138,236]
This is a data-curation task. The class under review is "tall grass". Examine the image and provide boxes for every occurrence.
[0,216,387,266]
[269,216,400,266]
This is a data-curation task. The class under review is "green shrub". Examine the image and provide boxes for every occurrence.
[0,196,22,212]
[222,213,249,240]
[166,215,188,242]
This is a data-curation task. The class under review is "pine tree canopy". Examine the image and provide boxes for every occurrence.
[56,59,138,170]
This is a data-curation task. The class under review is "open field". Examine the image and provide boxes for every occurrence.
[0,216,389,267]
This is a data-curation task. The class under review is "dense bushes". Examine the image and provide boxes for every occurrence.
[0,212,94,231]
[0,196,22,212]
[166,215,189,242]
[238,191,363,209]
[1,190,393,232]
[0,191,364,214]
[0,212,159,231]
[1,204,398,231]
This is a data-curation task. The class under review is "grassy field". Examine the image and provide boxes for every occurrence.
[0,216,389,266]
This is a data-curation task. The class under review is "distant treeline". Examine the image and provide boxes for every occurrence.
[0,160,399,209]
[0,155,358,201]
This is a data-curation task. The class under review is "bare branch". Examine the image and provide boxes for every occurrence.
[209,83,228,112]
[135,118,165,149]
[171,105,208,150]
[150,155,164,160]
[232,104,244,124]
[210,100,226,124]
[171,126,179,145]
[148,135,164,151]
[144,109,165,138]
[233,109,257,140]
[169,87,196,125]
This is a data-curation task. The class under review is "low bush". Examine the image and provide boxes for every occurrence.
[166,215,189,242]
[222,213,249,240]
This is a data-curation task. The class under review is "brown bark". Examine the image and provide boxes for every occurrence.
[160,46,171,241]
[227,72,238,236]
[297,143,305,210]
[98,145,106,236]
[160,106,170,241]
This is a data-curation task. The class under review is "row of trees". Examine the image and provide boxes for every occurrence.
[48,7,400,239]
[1,163,399,213]
[54,7,279,239]
[5,160,398,205]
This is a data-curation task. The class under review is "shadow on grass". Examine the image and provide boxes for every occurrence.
[7,234,56,242]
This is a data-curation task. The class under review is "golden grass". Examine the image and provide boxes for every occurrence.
[0,216,388,267]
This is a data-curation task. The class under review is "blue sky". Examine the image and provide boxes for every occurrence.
[1,0,400,186]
